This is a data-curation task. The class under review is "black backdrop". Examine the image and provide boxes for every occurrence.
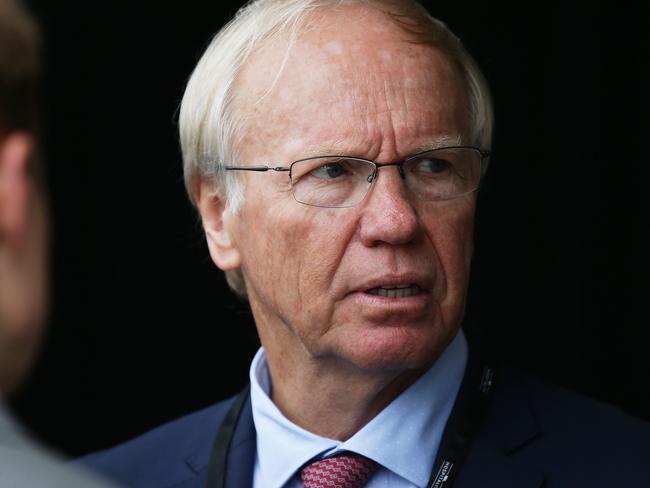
[10,1,649,456]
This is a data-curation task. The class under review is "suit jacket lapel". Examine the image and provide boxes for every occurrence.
[454,368,545,488]
[456,440,545,488]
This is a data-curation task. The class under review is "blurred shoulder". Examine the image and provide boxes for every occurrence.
[0,443,115,487]
[0,403,114,488]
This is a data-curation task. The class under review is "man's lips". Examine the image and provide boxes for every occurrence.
[365,284,422,298]
[342,275,433,320]
[347,274,432,299]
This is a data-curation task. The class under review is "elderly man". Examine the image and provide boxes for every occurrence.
[0,0,118,486]
[82,0,649,487]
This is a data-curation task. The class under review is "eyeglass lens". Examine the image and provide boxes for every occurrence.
[290,147,482,208]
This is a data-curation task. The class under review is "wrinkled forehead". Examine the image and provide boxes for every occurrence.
[233,4,469,158]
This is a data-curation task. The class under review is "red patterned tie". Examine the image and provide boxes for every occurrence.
[300,452,379,488]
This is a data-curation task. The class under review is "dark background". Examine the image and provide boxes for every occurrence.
[9,1,649,456]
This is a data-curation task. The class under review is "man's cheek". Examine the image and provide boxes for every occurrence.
[435,207,475,262]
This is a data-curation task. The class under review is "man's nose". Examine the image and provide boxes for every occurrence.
[358,167,420,247]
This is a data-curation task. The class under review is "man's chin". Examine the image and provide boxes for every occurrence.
[332,329,448,374]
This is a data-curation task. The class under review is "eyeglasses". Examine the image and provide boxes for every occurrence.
[225,145,489,208]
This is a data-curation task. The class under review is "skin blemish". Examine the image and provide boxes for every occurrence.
[379,50,392,62]
[322,41,344,55]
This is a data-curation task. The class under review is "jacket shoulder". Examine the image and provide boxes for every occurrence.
[493,369,650,486]
[519,370,650,446]
[79,396,237,488]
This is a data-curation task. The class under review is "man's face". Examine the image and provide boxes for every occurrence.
[209,6,476,374]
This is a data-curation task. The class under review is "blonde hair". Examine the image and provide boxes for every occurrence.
[179,0,493,298]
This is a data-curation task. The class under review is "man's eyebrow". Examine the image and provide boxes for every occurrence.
[412,135,464,152]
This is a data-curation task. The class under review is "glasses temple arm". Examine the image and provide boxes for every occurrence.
[224,165,290,172]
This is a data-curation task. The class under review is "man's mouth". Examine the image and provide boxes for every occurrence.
[365,284,422,298]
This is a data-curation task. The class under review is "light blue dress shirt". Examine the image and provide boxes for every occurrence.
[249,330,468,488]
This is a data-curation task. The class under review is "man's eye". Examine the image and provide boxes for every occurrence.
[311,163,346,179]
[416,157,451,174]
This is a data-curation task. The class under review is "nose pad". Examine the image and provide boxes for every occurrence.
[366,163,406,183]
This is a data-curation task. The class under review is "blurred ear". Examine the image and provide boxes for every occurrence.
[0,133,34,248]
[194,180,241,271]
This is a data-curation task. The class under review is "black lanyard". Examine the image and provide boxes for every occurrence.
[206,363,495,488]
[426,364,495,488]
[205,384,251,488]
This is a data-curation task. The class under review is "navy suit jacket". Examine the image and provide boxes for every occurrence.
[80,367,650,488]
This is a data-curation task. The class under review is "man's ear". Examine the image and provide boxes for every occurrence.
[0,133,34,248]
[194,179,242,271]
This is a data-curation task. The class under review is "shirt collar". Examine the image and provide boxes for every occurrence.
[250,330,468,488]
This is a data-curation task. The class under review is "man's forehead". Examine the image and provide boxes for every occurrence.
[233,4,468,162]
[235,4,454,106]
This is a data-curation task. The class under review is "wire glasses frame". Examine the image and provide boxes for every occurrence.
[224,145,490,208]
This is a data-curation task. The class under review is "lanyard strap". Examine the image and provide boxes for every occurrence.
[427,366,495,488]
[205,384,250,488]
[206,367,495,488]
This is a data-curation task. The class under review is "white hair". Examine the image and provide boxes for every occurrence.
[179,0,494,297]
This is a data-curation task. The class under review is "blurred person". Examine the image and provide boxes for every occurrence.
[0,0,117,485]
[82,1,650,487]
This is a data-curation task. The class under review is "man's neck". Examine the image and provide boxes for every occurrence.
[263,348,432,440]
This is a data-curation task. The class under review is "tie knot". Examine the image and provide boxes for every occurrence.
[300,452,378,488]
